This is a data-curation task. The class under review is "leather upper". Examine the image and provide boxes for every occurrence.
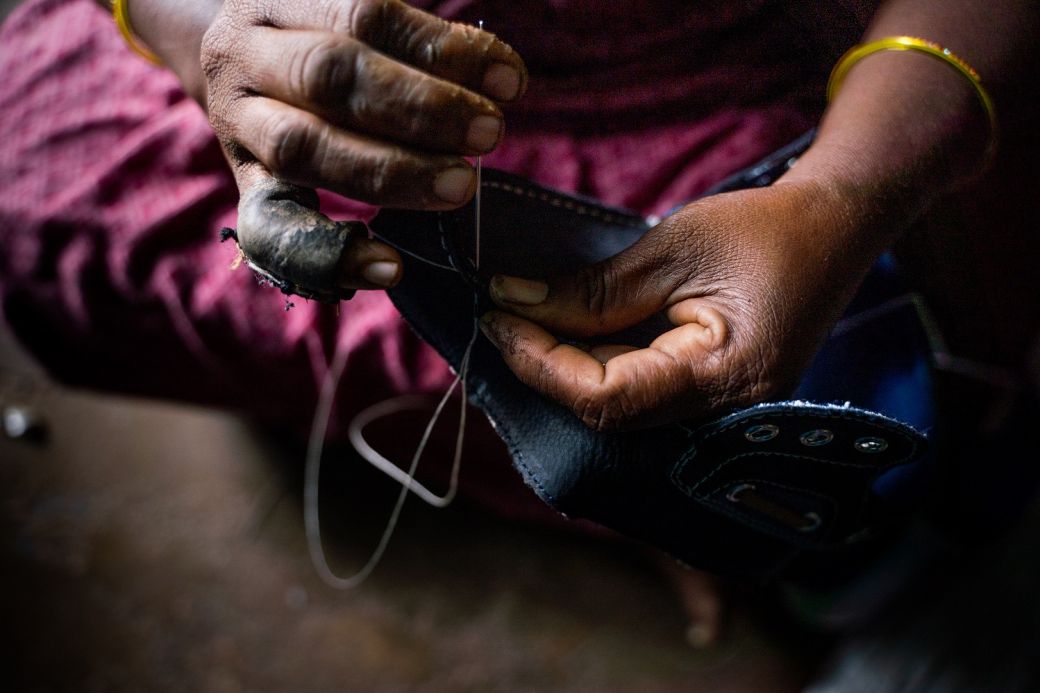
[369,132,936,579]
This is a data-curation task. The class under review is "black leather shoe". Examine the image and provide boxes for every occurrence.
[369,131,936,581]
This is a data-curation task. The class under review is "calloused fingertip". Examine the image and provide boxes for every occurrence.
[434,166,476,205]
[361,260,401,288]
[482,63,522,101]
[489,275,548,306]
[478,311,499,346]
[466,114,503,153]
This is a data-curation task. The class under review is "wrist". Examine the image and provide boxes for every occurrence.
[761,170,905,320]
[783,40,994,236]
[125,0,223,104]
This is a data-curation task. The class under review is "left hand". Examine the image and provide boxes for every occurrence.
[479,178,890,431]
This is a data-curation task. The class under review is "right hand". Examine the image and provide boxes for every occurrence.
[199,0,527,290]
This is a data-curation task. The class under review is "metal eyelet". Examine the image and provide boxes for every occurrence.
[799,429,834,447]
[725,483,822,534]
[854,436,889,453]
[726,483,756,502]
[744,424,779,443]
[798,512,822,533]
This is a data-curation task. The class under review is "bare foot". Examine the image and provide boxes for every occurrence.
[652,551,726,649]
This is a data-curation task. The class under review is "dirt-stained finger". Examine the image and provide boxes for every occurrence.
[249,0,527,102]
[479,310,719,431]
[224,96,477,209]
[338,235,403,290]
[237,28,504,156]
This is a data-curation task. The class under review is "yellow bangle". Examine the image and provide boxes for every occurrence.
[113,0,163,65]
[827,36,998,168]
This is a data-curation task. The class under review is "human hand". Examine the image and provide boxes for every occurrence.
[200,0,527,291]
[480,179,891,431]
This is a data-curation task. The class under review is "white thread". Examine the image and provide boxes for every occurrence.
[304,326,478,589]
[481,180,646,229]
[347,395,461,508]
[304,41,486,586]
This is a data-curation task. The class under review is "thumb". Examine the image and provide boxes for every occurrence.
[487,234,678,337]
[234,165,401,300]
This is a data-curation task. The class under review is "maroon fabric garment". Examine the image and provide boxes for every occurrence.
[0,0,825,518]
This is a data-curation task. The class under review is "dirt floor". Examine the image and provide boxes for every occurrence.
[0,325,828,692]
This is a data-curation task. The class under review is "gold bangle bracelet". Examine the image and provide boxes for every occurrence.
[827,36,998,167]
[113,0,163,65]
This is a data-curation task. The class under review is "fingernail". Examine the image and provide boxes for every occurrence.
[482,63,521,101]
[466,115,503,152]
[685,622,716,650]
[434,167,475,204]
[490,275,548,306]
[361,261,400,287]
[478,312,499,347]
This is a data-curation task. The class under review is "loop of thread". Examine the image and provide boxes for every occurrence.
[304,322,479,589]
[304,53,487,589]
[303,56,486,586]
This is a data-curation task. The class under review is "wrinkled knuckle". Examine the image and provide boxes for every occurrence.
[574,388,628,432]
[343,0,392,38]
[204,77,243,140]
[574,394,604,431]
[417,85,454,118]
[410,19,454,68]
[200,22,236,84]
[405,86,453,136]
[206,103,237,141]
[296,39,356,103]
[578,264,626,328]
[361,152,402,200]
[261,114,315,178]
[575,266,610,322]
[345,49,381,122]
[348,93,379,131]
[613,386,642,429]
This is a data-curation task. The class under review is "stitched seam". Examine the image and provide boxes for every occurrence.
[670,443,700,495]
[437,213,463,275]
[703,477,843,544]
[723,477,839,508]
[702,497,801,540]
[473,386,555,505]
[701,497,836,547]
[687,451,882,497]
[482,180,647,230]
[498,426,553,503]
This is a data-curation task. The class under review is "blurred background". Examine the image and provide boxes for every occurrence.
[7,1,1039,690]
[0,321,821,691]
[0,2,816,689]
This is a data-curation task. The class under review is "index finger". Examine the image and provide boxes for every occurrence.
[256,0,527,101]
[479,310,723,431]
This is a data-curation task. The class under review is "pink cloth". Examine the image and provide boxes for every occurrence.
[0,0,823,517]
